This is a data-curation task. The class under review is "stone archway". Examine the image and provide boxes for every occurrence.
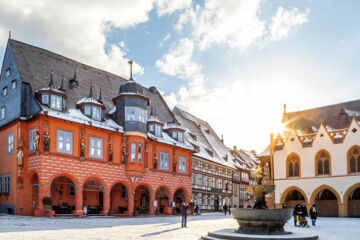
[344,184,360,217]
[155,186,171,214]
[173,188,187,214]
[51,176,76,214]
[110,183,129,215]
[284,189,306,209]
[310,186,340,217]
[134,185,150,214]
[83,178,105,215]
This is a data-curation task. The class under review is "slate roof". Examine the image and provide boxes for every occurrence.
[173,106,254,170]
[284,99,360,133]
[8,39,174,123]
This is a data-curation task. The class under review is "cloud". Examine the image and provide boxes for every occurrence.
[160,33,171,47]
[0,0,192,77]
[175,0,266,50]
[156,0,192,17]
[270,7,310,42]
[155,38,202,79]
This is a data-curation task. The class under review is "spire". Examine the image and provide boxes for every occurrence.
[88,84,93,98]
[73,68,77,80]
[58,75,65,91]
[8,30,11,39]
[48,71,54,88]
[98,88,103,103]
[128,60,134,81]
[281,103,287,123]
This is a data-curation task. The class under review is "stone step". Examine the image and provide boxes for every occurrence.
[54,214,78,218]
[201,235,222,240]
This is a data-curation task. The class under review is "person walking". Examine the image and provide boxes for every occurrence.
[309,204,318,226]
[223,203,228,215]
[293,204,300,227]
[181,202,189,228]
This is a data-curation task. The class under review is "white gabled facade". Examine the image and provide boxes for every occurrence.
[273,118,360,217]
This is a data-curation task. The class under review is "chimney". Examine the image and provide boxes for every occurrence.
[233,145,237,151]
[221,134,224,143]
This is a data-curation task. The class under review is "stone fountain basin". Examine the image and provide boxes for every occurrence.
[232,208,292,222]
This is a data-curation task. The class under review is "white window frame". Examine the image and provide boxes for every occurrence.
[138,144,142,163]
[178,132,184,143]
[29,129,36,152]
[89,137,103,159]
[1,106,5,120]
[11,80,17,90]
[50,94,63,111]
[172,130,178,139]
[57,130,73,154]
[155,124,162,137]
[179,156,187,173]
[92,106,102,121]
[160,152,169,170]
[8,133,14,154]
[42,94,49,105]
[130,143,136,162]
[3,86,8,96]
[4,175,10,194]
[84,105,91,116]
[149,124,154,132]
[125,106,147,123]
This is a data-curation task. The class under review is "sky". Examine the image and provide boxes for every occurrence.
[0,0,360,153]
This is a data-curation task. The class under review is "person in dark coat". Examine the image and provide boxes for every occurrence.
[300,203,308,218]
[293,204,301,226]
[309,204,318,226]
[180,202,189,228]
[223,204,228,215]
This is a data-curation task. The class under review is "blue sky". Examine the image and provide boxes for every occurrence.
[0,0,359,152]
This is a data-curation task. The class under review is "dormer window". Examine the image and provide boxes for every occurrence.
[79,104,103,121]
[178,131,184,143]
[172,130,178,139]
[51,94,63,111]
[125,106,146,123]
[5,68,10,77]
[42,94,49,104]
[93,107,101,121]
[155,124,162,137]
[3,87,8,96]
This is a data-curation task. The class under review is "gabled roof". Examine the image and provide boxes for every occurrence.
[8,39,174,123]
[174,106,239,169]
[284,99,360,133]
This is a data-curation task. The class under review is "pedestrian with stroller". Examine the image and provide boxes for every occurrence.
[293,204,301,226]
[180,202,189,228]
[310,204,318,226]
[299,203,310,228]
[223,204,228,215]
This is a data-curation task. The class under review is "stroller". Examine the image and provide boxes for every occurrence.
[297,215,310,228]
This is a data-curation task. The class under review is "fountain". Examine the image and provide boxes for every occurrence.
[202,165,318,240]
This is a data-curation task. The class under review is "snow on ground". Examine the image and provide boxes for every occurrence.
[0,214,359,240]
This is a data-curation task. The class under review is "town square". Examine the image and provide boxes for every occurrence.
[0,0,360,239]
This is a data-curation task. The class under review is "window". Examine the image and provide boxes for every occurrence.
[1,106,5,120]
[316,150,331,176]
[84,105,91,116]
[42,94,49,105]
[8,133,14,154]
[138,144,142,163]
[11,80,17,89]
[125,107,147,123]
[130,143,136,162]
[69,182,75,196]
[172,130,178,139]
[5,68,10,77]
[160,152,169,170]
[51,95,63,111]
[178,132,184,143]
[149,124,154,132]
[89,137,103,158]
[57,130,73,154]
[155,124,162,137]
[348,146,360,173]
[287,153,300,177]
[179,156,186,173]
[92,107,101,121]
[3,87,8,96]
[29,129,36,152]
[4,175,10,194]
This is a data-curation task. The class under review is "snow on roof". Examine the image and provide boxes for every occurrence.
[257,145,270,157]
[147,132,193,150]
[148,115,163,124]
[77,97,103,106]
[163,122,185,131]
[344,108,360,117]
[37,86,65,94]
[41,106,123,132]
